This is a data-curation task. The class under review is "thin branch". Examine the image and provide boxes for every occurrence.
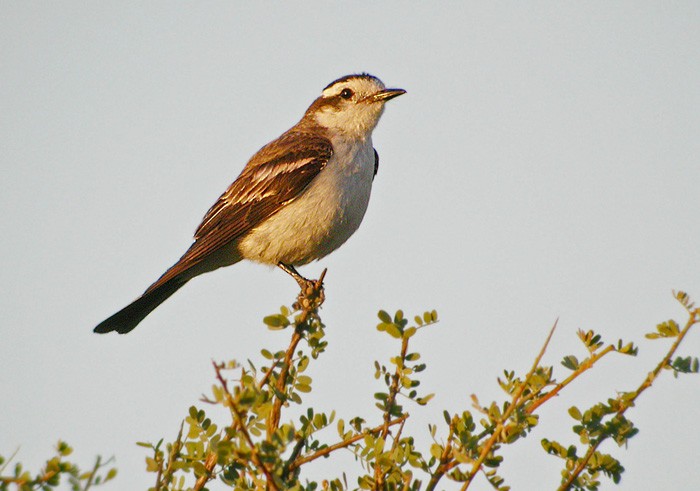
[193,362,242,491]
[80,455,101,491]
[288,414,409,471]
[268,271,325,438]
[194,362,280,491]
[390,417,407,454]
[527,344,616,414]
[282,437,307,480]
[259,358,282,388]
[460,319,558,490]
[268,329,303,437]
[558,307,699,491]
[424,424,456,491]
[197,273,326,490]
[374,334,410,488]
[0,447,19,475]
[156,423,184,490]
[230,397,280,490]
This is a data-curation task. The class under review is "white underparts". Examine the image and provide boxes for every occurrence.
[238,136,375,266]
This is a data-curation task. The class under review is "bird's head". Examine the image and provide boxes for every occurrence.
[305,73,405,139]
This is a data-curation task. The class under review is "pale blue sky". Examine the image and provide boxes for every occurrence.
[2,2,699,490]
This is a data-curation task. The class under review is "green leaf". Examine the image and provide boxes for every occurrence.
[430,443,443,460]
[670,356,700,374]
[568,406,582,421]
[386,324,402,338]
[561,355,579,370]
[145,457,159,472]
[296,375,312,385]
[296,384,312,393]
[378,310,392,323]
[616,340,638,356]
[425,310,439,323]
[263,314,290,329]
[417,393,435,405]
[655,320,680,338]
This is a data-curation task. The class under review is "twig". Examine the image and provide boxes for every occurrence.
[373,335,410,488]
[288,414,409,471]
[268,329,303,437]
[527,344,616,414]
[460,319,558,490]
[424,424,456,491]
[282,437,307,480]
[391,417,407,453]
[193,363,242,491]
[81,455,101,491]
[259,358,282,388]
[230,398,280,490]
[268,271,325,437]
[558,307,698,490]
[194,362,280,491]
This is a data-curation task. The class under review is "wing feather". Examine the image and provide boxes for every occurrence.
[144,129,332,293]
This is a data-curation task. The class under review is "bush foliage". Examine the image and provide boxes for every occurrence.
[2,290,697,490]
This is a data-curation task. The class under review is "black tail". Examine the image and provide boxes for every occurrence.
[93,278,188,334]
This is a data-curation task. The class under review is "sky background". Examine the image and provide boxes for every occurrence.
[2,2,699,490]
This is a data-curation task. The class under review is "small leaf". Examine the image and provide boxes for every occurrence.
[568,406,582,421]
[263,314,290,329]
[386,324,402,339]
[417,393,435,405]
[616,341,638,356]
[561,355,579,371]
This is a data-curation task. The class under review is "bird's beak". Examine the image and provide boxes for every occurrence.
[369,88,406,103]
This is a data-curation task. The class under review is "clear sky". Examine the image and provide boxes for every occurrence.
[2,2,699,490]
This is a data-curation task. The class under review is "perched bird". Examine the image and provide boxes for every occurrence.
[94,73,405,334]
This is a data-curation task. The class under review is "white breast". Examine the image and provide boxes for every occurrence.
[238,136,375,266]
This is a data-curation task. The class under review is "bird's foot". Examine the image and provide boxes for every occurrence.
[277,263,327,314]
[294,269,326,312]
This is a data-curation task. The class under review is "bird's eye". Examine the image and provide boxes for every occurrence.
[340,88,353,100]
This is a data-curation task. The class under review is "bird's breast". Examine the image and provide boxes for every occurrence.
[238,138,376,266]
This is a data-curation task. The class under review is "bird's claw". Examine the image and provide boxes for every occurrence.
[293,269,326,313]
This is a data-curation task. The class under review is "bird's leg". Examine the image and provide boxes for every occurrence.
[277,263,326,312]
[277,262,311,289]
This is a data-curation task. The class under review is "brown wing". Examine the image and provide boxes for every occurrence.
[144,129,332,293]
